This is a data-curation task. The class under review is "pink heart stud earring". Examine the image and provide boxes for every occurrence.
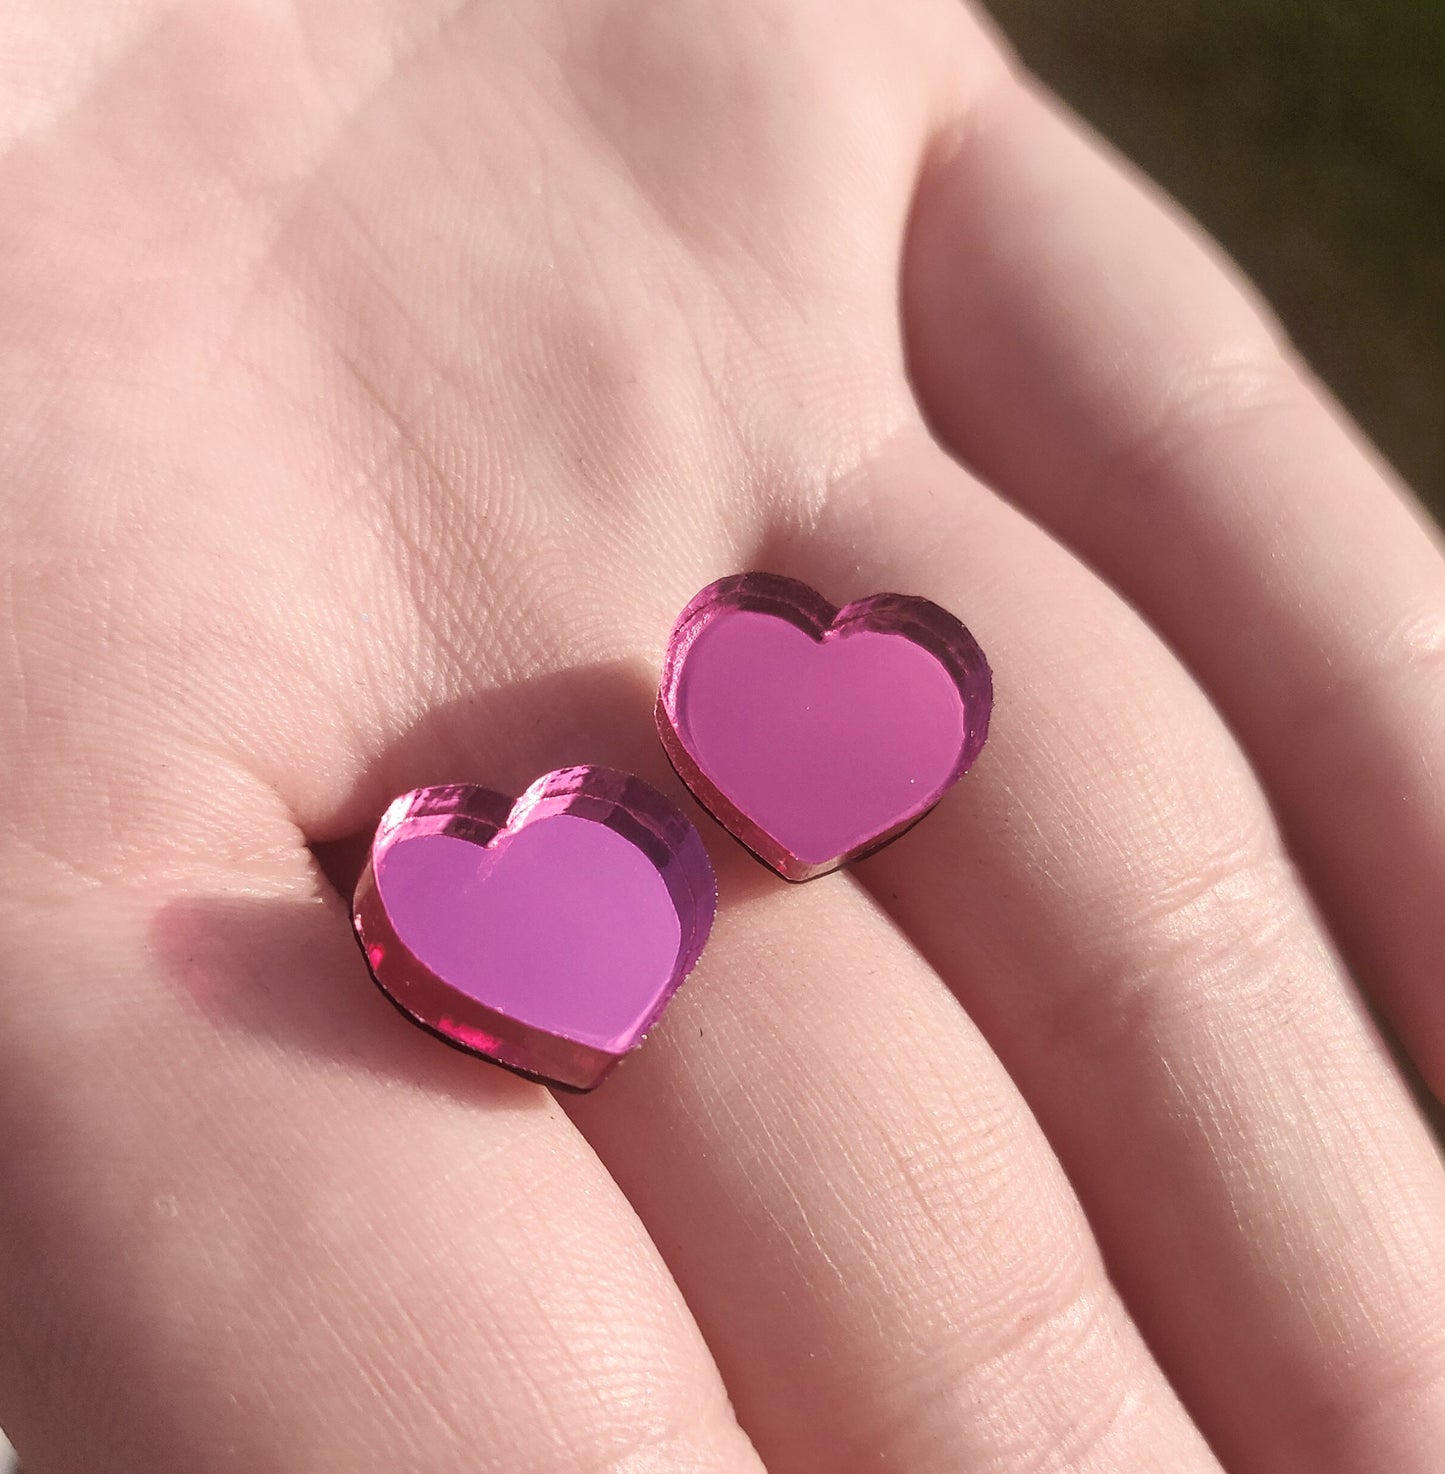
[656,573,992,881]
[351,766,716,1091]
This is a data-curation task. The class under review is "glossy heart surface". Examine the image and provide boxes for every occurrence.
[657,574,992,880]
[352,767,716,1090]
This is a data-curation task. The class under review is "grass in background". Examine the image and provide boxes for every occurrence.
[982,0,1445,522]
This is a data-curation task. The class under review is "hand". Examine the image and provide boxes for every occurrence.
[2,3,1443,1470]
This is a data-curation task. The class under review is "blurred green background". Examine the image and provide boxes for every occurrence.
[981,0,1445,524]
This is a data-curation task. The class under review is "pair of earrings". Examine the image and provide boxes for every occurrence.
[352,572,993,1090]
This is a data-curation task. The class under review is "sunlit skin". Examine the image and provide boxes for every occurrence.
[2,3,1444,1471]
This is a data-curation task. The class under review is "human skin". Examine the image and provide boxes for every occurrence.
[1,1,1444,1470]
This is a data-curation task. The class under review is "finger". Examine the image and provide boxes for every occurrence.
[903,51,1445,1097]
[566,841,1223,1474]
[792,433,1445,1474]
[0,852,763,1474]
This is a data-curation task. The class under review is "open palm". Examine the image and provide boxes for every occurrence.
[3,2,1444,1470]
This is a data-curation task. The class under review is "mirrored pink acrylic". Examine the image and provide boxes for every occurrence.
[656,573,993,881]
[351,766,716,1091]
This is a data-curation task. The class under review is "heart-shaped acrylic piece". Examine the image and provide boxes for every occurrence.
[656,573,993,881]
[351,766,716,1091]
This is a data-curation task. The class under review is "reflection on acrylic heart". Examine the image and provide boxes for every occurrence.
[351,767,716,1091]
[656,573,993,881]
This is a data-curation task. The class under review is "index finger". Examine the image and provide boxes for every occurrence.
[903,23,1445,1094]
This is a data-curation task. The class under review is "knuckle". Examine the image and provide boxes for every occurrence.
[867,1273,1150,1473]
[1374,604,1445,702]
[1287,598,1445,751]
[1090,338,1308,510]
[1052,823,1312,1058]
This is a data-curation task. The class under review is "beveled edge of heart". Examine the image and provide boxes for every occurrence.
[351,765,717,1092]
[655,572,994,883]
